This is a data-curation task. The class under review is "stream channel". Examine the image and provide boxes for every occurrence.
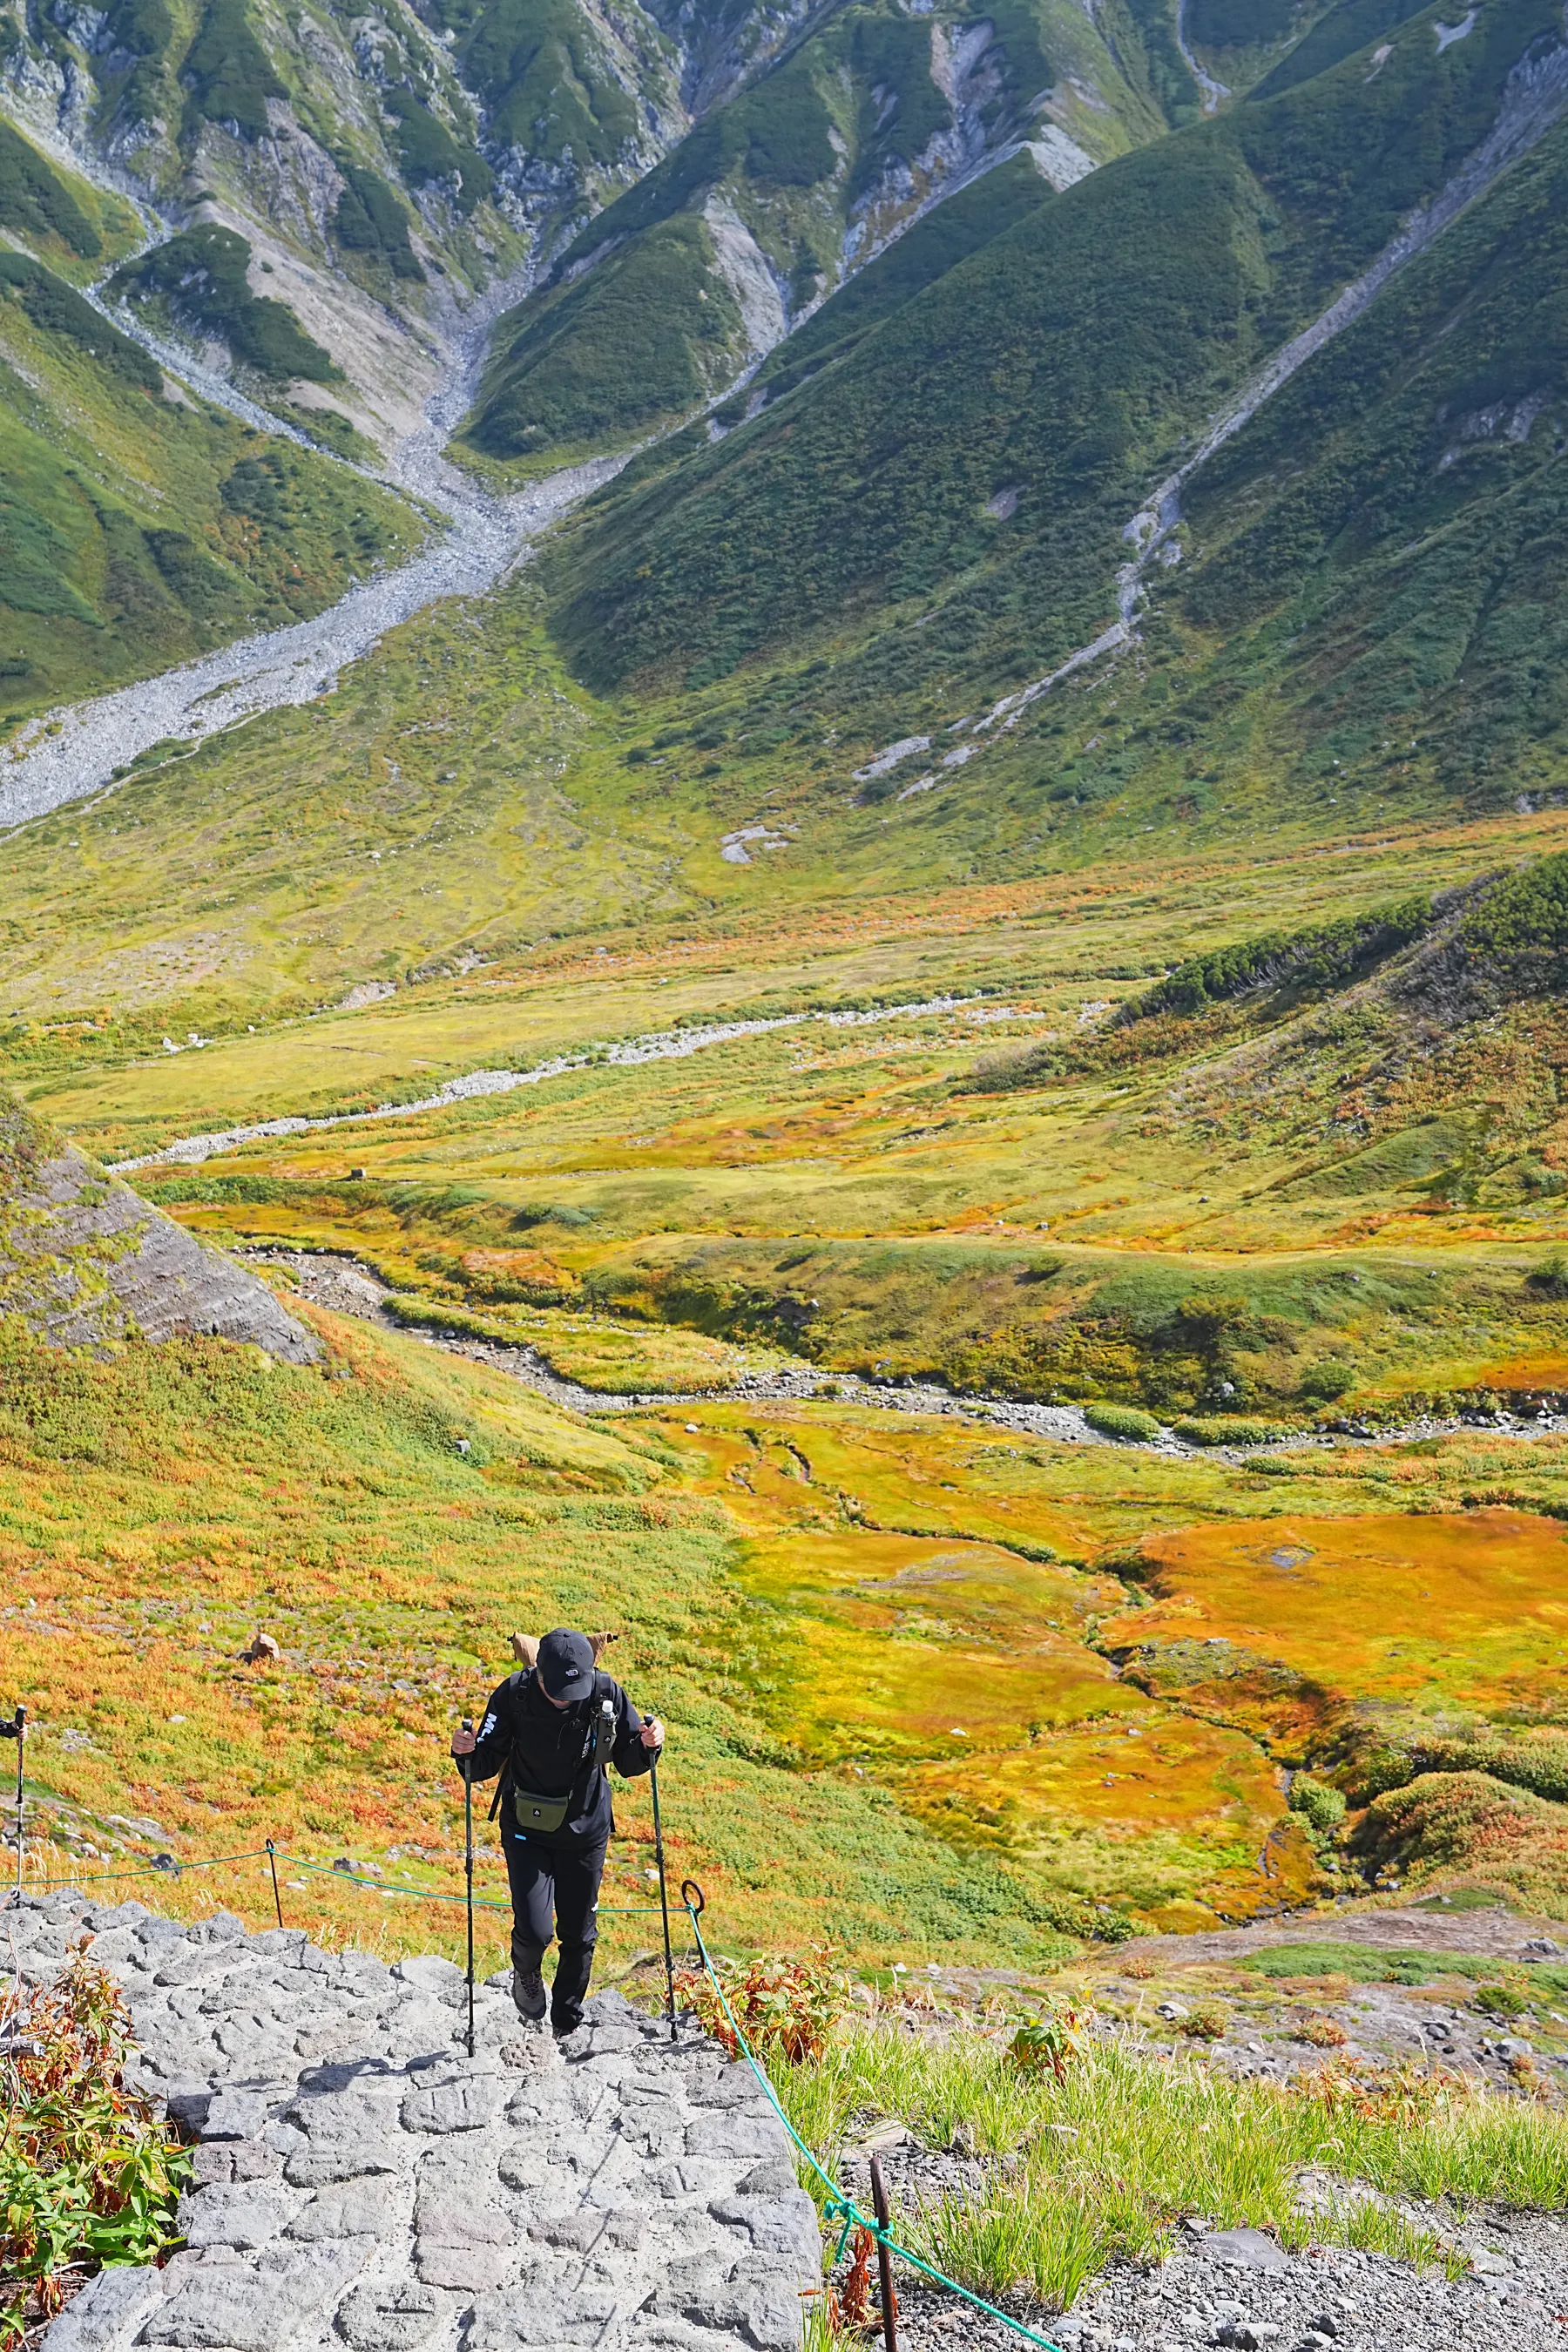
[0,162,627,831]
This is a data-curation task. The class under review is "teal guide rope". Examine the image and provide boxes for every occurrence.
[681,1896,1067,2352]
[22,1844,666,1916]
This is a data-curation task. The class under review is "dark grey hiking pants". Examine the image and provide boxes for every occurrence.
[502,1827,607,2031]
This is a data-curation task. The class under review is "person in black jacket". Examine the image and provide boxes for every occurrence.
[451,1627,664,2034]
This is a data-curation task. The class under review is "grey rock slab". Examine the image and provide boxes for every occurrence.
[142,2241,373,2349]
[285,2134,407,2186]
[411,2240,511,2292]
[191,2139,283,2186]
[177,2182,301,2250]
[670,2276,803,2352]
[393,1957,464,2002]
[334,2283,449,2352]
[707,2193,821,2261]
[413,2191,510,2247]
[287,2177,409,2239]
[202,2088,274,2139]
[39,2266,168,2352]
[464,2288,621,2349]
[1199,2229,1291,2272]
[400,2075,506,2134]
[686,2115,788,2160]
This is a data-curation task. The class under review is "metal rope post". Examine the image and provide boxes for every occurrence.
[648,1740,676,2044]
[869,2153,899,2352]
[266,1839,285,1930]
[2,1704,24,1909]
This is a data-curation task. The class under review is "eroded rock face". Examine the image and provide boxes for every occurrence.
[0,1105,317,1363]
[8,1894,820,2352]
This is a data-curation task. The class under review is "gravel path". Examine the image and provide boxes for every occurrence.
[0,448,624,830]
[1120,1903,1568,1969]
[243,1247,1110,1442]
[243,1248,1568,1479]
[105,996,1010,1173]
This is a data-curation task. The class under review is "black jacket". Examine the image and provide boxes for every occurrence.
[457,1667,652,1850]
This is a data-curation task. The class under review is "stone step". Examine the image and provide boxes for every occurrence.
[5,1892,821,2352]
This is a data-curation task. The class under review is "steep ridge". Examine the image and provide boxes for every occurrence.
[0,1096,317,1358]
[461,0,1179,470]
[0,85,635,810]
[0,117,423,727]
[855,12,1568,792]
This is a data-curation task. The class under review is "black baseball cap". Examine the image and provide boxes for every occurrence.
[537,1627,596,1701]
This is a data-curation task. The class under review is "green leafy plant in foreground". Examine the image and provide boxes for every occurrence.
[767,2020,1568,2311]
[1,1957,191,2345]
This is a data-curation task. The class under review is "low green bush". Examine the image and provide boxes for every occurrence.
[180,0,284,140]
[1173,1416,1294,1447]
[1084,1402,1162,1442]
[334,163,423,280]
[1129,897,1432,1023]
[383,89,492,215]
[111,226,336,382]
[0,255,159,387]
[1288,1775,1348,1836]
[0,119,101,257]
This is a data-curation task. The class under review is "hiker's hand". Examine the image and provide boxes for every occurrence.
[451,1726,477,1758]
[640,1717,665,1753]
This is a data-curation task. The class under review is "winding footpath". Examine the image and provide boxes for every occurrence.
[106,996,1015,1173]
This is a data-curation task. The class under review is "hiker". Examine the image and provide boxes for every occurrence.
[451,1628,664,2035]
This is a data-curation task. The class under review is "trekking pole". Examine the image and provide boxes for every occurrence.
[648,1740,677,2044]
[461,1720,476,2059]
[1,1706,24,1909]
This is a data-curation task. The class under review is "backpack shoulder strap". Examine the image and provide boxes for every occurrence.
[488,1672,529,1819]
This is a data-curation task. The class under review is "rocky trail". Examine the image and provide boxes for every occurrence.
[105,996,1020,1173]
[12,1889,1568,2352]
[4,1892,822,2352]
[247,1247,1568,1477]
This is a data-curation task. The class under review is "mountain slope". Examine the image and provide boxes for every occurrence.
[460,0,1181,470]
[0,1095,316,1357]
[0,122,419,723]
[1165,101,1568,814]
[2,0,528,445]
[538,0,1566,736]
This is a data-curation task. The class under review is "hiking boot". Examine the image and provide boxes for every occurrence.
[511,1966,546,2020]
